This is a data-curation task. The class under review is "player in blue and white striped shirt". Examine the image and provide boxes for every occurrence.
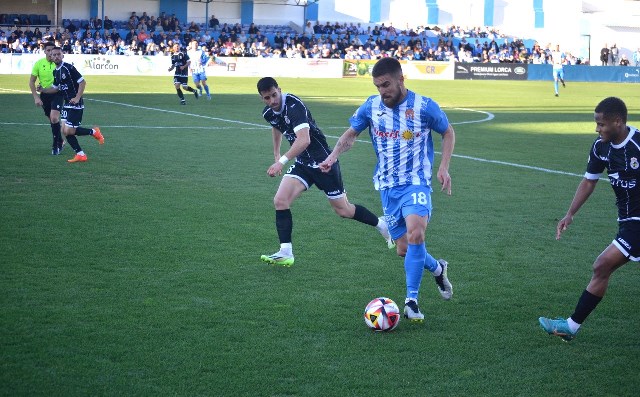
[187,40,211,100]
[321,57,456,322]
[551,44,566,97]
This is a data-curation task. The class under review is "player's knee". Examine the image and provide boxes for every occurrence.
[406,229,425,245]
[592,255,613,279]
[273,195,290,210]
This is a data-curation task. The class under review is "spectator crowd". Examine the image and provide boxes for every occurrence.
[1,10,637,67]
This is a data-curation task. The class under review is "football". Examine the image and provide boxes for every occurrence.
[363,297,400,332]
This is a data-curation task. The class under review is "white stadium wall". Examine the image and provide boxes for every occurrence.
[387,0,428,30]
[191,1,241,26]
[320,0,370,24]
[58,0,90,20]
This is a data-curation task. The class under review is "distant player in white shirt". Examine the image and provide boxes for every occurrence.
[320,57,455,322]
[187,40,211,100]
[551,44,566,97]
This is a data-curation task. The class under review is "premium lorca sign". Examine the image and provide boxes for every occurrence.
[454,63,528,80]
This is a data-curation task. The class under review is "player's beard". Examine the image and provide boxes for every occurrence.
[382,89,403,108]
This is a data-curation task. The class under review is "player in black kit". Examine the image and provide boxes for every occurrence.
[39,47,104,163]
[168,43,199,105]
[539,97,640,341]
[256,77,394,267]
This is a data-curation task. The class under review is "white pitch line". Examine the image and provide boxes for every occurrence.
[89,98,267,128]
[452,153,585,177]
[0,89,583,178]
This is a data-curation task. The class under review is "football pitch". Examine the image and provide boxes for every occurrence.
[1,74,639,396]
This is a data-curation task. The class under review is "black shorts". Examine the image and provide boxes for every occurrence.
[61,107,83,128]
[173,76,188,86]
[613,221,640,261]
[285,161,346,199]
[40,92,63,118]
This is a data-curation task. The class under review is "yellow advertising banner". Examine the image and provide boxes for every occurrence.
[343,59,454,80]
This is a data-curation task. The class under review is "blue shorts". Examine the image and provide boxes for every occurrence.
[380,184,432,240]
[192,72,207,83]
[553,67,564,79]
[613,221,640,261]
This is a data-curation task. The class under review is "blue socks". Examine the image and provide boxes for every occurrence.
[423,251,438,272]
[406,243,441,300]
[405,243,426,300]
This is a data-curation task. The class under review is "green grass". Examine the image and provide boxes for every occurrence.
[1,74,640,396]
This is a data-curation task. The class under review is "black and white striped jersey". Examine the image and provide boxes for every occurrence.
[586,126,640,222]
[171,51,190,78]
[52,62,84,109]
[262,93,332,168]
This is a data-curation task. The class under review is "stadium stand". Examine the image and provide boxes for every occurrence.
[1,9,579,64]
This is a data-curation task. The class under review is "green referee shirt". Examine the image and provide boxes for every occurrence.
[31,57,56,89]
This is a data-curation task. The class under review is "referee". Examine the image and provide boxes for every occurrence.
[29,40,64,155]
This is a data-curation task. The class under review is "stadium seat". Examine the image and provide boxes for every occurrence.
[19,14,29,24]
[39,14,51,25]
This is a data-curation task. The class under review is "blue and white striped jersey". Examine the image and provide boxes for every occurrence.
[187,49,206,74]
[349,90,450,190]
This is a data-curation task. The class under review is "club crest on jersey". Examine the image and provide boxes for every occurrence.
[284,115,290,124]
[405,108,415,120]
[631,157,639,170]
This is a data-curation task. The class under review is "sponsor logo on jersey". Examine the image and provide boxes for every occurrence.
[608,173,637,189]
[373,128,421,140]
[402,130,414,140]
[374,128,399,139]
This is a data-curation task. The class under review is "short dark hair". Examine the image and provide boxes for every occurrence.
[595,97,627,123]
[371,57,402,78]
[43,41,55,48]
[257,77,278,94]
[51,46,62,52]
